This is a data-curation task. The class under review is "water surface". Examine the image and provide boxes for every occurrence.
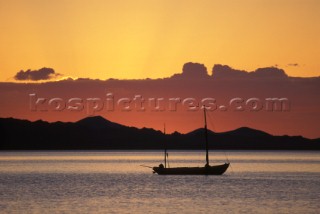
[0,151,319,213]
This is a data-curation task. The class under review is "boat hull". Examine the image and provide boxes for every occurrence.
[153,163,230,175]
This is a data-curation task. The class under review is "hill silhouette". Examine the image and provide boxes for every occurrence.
[0,116,319,150]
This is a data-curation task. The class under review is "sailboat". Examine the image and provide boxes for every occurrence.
[153,106,230,175]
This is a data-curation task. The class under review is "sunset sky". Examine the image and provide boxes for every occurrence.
[1,0,319,81]
[1,0,320,138]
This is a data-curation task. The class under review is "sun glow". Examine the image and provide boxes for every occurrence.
[0,0,319,82]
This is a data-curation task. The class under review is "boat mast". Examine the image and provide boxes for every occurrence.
[164,123,167,168]
[203,106,209,166]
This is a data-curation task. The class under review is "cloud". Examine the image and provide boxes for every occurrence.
[287,63,299,67]
[171,62,209,79]
[14,67,61,81]
[253,67,288,78]
[212,64,248,78]
[1,62,320,139]
[212,64,288,79]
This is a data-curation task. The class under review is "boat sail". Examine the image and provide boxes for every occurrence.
[153,106,230,175]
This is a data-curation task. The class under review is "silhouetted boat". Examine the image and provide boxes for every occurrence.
[153,106,230,175]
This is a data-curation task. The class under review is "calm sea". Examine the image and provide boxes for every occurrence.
[0,151,319,213]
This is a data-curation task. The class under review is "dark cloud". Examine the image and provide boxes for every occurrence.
[212,64,288,79]
[171,62,209,79]
[1,62,320,138]
[212,64,248,78]
[253,67,288,78]
[14,67,61,81]
[287,63,299,67]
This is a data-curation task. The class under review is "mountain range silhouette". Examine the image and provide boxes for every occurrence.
[1,116,319,150]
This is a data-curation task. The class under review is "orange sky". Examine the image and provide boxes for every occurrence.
[0,0,319,81]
